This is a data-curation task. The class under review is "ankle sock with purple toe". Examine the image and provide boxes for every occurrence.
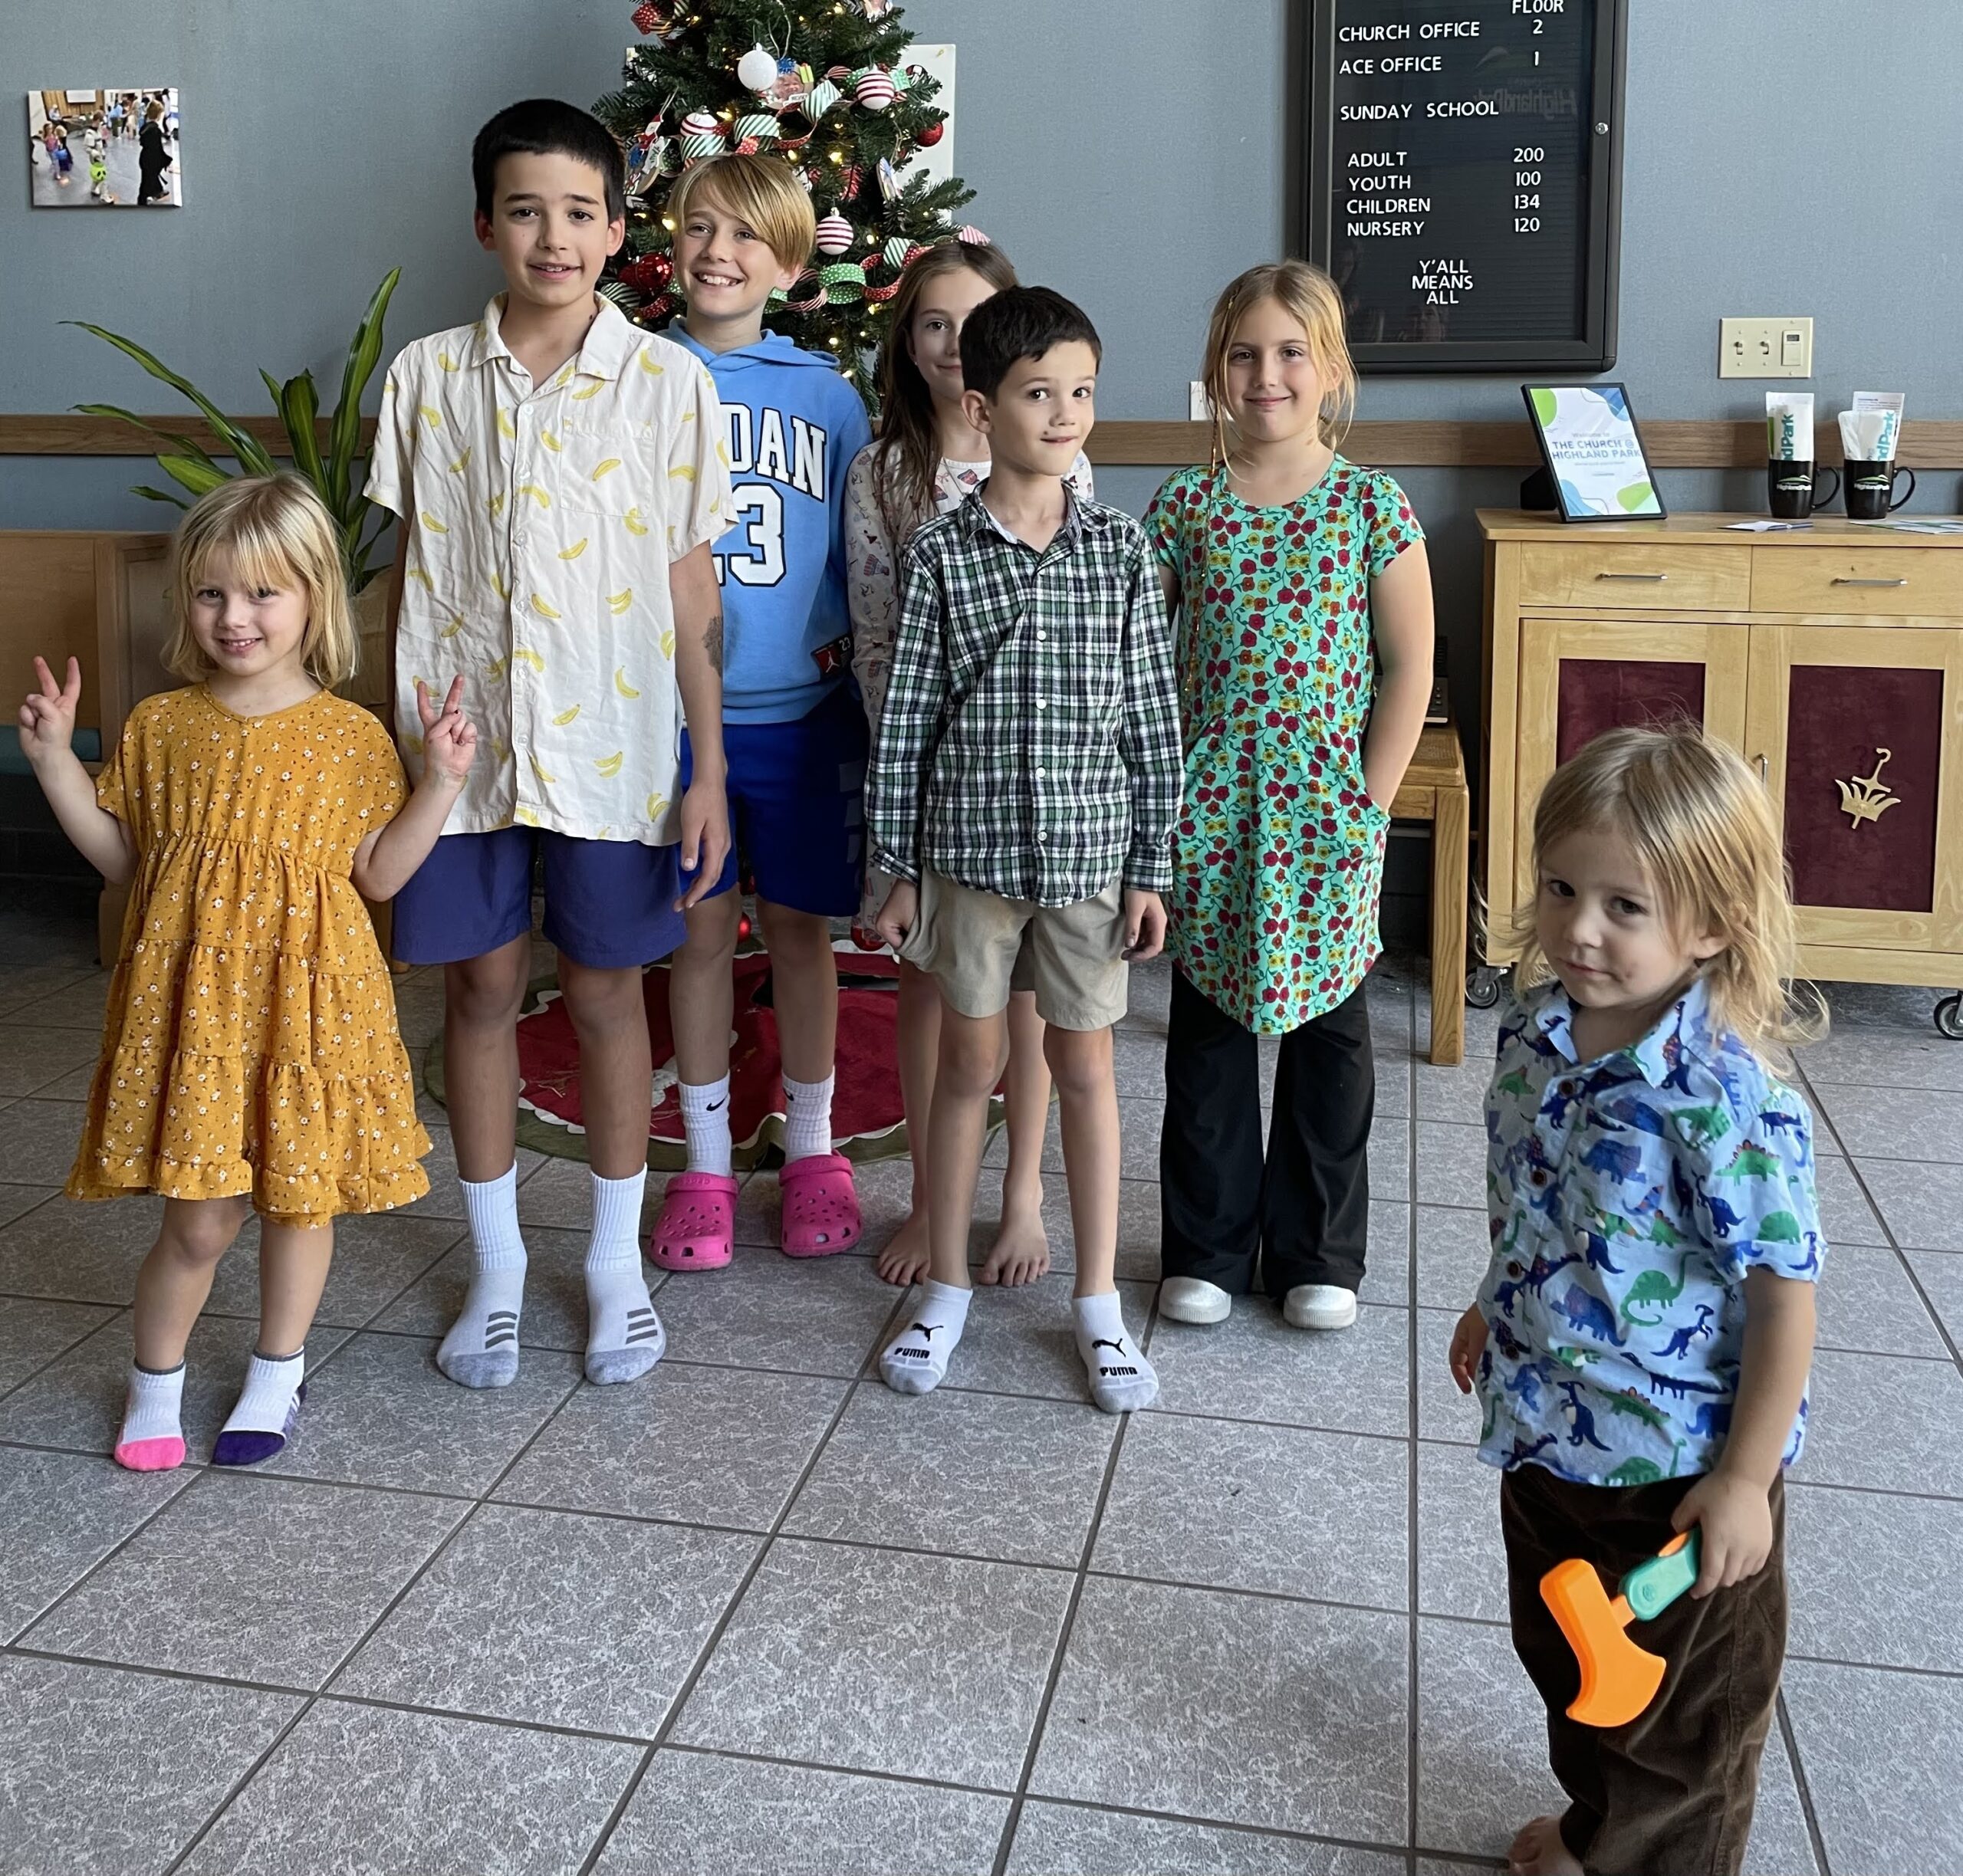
[212,1349,305,1467]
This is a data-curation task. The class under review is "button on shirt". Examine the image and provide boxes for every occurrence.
[364,296,735,843]
[1475,977,1824,1486]
[866,490,1182,908]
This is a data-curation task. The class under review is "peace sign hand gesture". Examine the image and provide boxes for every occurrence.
[415,676,477,790]
[18,656,82,767]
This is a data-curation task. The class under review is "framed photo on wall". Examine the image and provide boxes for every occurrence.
[27,88,180,207]
[1523,383,1665,521]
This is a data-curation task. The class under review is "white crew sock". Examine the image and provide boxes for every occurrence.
[1074,1290,1158,1413]
[880,1280,972,1396]
[584,1168,665,1385]
[212,1349,306,1467]
[681,1076,735,1178]
[438,1164,528,1390]
[781,1071,836,1164]
[113,1359,186,1470]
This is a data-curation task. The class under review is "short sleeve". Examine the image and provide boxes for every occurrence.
[351,709,408,830]
[94,716,137,825]
[665,363,737,562]
[361,349,416,520]
[1363,470,1424,577]
[1698,1080,1825,1285]
[1144,468,1195,573]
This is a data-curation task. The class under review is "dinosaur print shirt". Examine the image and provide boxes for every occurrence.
[1474,977,1823,1486]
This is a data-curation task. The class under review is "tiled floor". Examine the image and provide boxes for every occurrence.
[3,889,1962,1875]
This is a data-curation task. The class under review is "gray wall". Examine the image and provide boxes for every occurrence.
[5,0,1961,742]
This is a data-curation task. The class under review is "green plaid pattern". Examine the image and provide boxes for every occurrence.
[868,491,1182,907]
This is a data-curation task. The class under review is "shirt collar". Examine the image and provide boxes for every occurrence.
[1533,972,1716,1087]
[463,294,638,384]
[957,483,1097,551]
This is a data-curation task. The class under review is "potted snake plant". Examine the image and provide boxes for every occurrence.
[67,268,402,711]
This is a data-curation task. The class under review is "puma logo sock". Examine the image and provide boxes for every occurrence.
[880,1280,972,1396]
[1074,1290,1158,1414]
[439,1164,528,1389]
[681,1075,735,1179]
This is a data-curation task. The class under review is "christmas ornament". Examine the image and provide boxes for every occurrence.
[876,156,900,202]
[620,251,674,297]
[861,0,891,16]
[781,270,827,313]
[853,69,896,111]
[838,163,863,201]
[865,280,902,304]
[765,60,809,111]
[916,119,944,148]
[737,43,780,91]
[804,77,842,119]
[774,110,814,149]
[814,211,854,255]
[631,2,676,37]
[956,224,991,246]
[883,235,912,270]
[680,108,725,160]
[733,112,779,145]
[827,64,852,83]
[819,261,866,303]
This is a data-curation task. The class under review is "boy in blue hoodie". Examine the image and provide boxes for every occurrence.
[653,153,875,1270]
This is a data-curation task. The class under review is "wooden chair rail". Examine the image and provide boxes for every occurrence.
[8,414,1963,471]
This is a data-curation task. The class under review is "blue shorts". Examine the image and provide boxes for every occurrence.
[392,827,686,970]
[679,681,866,918]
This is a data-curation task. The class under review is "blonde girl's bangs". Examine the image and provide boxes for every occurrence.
[166,475,358,689]
[1201,261,1358,466]
[1511,724,1826,1063]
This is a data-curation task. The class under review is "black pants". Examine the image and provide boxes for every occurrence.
[1159,969,1373,1296]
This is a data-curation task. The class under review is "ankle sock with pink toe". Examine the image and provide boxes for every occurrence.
[114,1359,186,1470]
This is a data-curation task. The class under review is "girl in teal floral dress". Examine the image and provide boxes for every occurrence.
[1147,262,1433,1330]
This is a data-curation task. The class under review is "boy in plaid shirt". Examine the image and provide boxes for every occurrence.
[867,287,1182,1413]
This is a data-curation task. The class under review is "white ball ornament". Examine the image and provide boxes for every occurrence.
[737,44,780,92]
[814,212,854,255]
[853,68,897,111]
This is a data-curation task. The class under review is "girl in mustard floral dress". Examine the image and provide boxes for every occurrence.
[1146,263,1433,1332]
[21,475,475,1471]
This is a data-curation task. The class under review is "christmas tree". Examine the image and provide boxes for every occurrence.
[594,0,983,397]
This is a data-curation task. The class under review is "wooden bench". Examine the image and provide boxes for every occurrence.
[1389,719,1471,1067]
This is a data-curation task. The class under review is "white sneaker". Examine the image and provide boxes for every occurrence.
[1159,1276,1232,1325]
[1284,1283,1358,1331]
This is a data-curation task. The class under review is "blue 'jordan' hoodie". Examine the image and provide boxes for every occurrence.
[667,326,873,724]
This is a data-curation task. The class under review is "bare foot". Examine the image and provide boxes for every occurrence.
[1507,1815,1582,1876]
[876,1207,931,1286]
[977,1204,1050,1286]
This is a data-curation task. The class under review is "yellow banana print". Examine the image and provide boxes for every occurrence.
[513,646,546,672]
[552,705,582,726]
[639,352,666,376]
[646,793,669,821]
[594,751,625,777]
[447,445,473,475]
[437,350,459,371]
[659,626,676,659]
[571,381,601,402]
[669,465,697,482]
[716,439,732,467]
[681,409,697,423]
[607,588,633,615]
[623,507,649,537]
[541,429,562,454]
[613,667,640,699]
[496,409,517,440]
[553,365,575,389]
[590,458,623,481]
[488,492,505,517]
[418,403,443,429]
[439,611,465,640]
[530,594,561,621]
[491,571,510,600]
[530,754,558,786]
[484,656,508,680]
[515,804,540,826]
[406,567,434,591]
[517,484,552,509]
[559,538,590,561]
[419,511,449,534]
[492,738,510,762]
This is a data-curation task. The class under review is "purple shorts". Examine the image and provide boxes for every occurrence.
[391,827,686,970]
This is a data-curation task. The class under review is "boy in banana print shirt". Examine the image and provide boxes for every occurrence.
[366,99,735,1392]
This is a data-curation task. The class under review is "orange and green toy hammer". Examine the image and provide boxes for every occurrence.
[1539,1531,1702,1728]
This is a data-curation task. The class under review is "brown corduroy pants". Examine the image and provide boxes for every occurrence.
[1500,1464,1787,1876]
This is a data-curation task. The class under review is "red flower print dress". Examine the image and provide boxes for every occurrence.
[1145,458,1424,1035]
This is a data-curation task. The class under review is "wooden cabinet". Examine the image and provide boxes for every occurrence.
[1482,512,1963,1011]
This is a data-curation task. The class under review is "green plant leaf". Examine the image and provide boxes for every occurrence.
[326,268,401,515]
[159,453,232,498]
[278,370,329,499]
[64,321,278,477]
[73,402,232,488]
[131,485,191,508]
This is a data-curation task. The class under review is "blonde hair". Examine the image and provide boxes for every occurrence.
[669,152,815,273]
[1201,261,1357,470]
[166,475,357,689]
[1514,724,1825,1064]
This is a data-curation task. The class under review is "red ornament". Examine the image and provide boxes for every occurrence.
[837,163,863,200]
[916,120,944,148]
[620,251,673,296]
[630,2,672,34]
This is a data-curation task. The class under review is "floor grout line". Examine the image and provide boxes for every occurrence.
[1777,1690,1835,1876]
[1401,981,1422,1858]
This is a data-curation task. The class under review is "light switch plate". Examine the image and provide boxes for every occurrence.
[1719,316,1813,379]
[1189,380,1210,421]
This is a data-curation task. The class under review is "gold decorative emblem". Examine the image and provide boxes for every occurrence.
[1836,747,1902,830]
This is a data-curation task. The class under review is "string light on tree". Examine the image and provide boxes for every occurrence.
[594,0,978,399]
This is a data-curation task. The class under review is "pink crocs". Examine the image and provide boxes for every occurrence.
[646,1171,739,1271]
[779,1152,862,1257]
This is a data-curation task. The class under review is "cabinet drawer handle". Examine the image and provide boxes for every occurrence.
[1832,577,1909,586]
[1596,571,1668,581]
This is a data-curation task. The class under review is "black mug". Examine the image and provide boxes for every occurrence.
[1844,459,1916,521]
[1767,460,1840,519]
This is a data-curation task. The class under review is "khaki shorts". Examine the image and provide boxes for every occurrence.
[899,872,1129,1031]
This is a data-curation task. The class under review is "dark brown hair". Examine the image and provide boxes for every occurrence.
[868,239,1018,544]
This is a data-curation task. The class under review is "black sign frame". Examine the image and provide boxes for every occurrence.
[1304,0,1628,374]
